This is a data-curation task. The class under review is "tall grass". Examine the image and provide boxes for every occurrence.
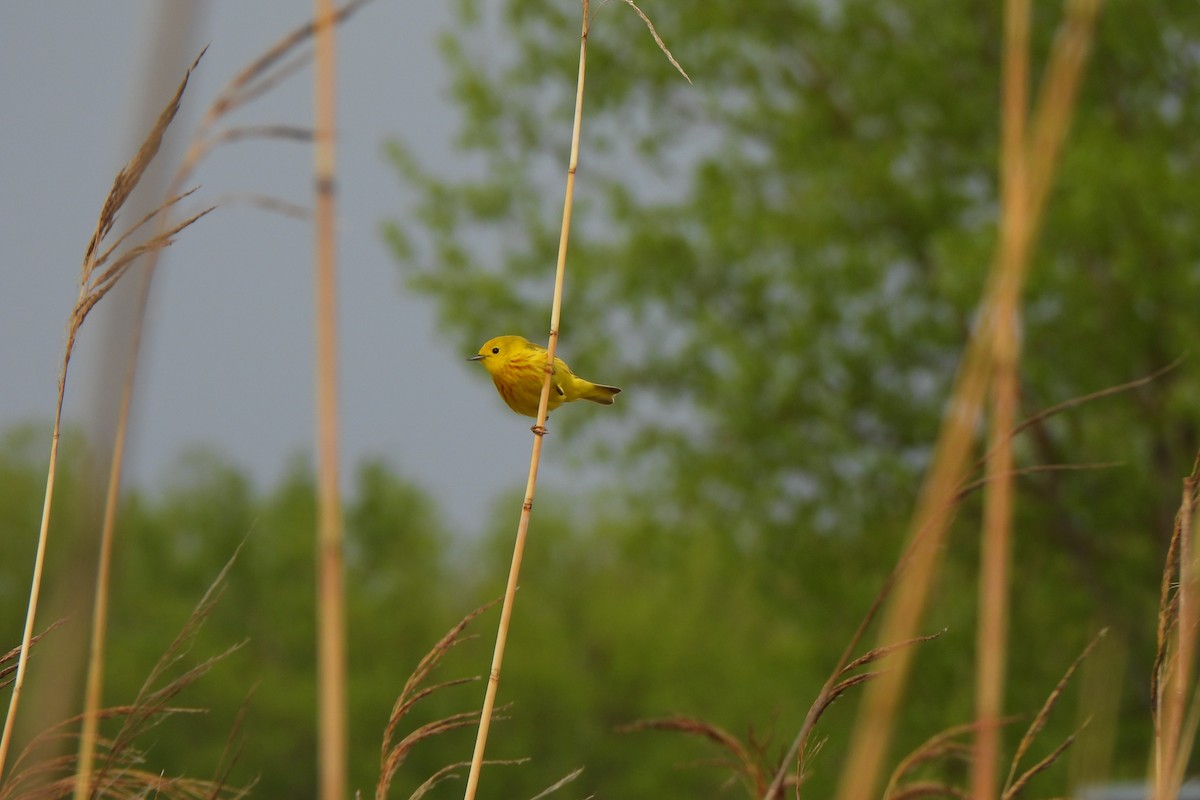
[5,2,1195,799]
[0,2,374,796]
[312,0,349,797]
[0,53,212,785]
[835,2,1101,797]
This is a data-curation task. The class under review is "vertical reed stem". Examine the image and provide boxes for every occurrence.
[72,274,148,800]
[971,1,1029,796]
[313,1,347,797]
[0,416,63,783]
[835,5,1098,798]
[462,4,590,798]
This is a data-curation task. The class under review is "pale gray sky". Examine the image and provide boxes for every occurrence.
[0,1,560,534]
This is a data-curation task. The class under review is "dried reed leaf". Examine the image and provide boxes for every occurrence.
[379,710,483,799]
[1002,631,1104,797]
[1152,507,1185,718]
[825,671,884,710]
[220,51,312,117]
[407,761,471,800]
[528,766,585,799]
[94,186,201,269]
[957,462,1123,500]
[215,124,315,145]
[840,631,945,677]
[215,0,373,117]
[106,641,246,768]
[619,715,753,765]
[764,578,930,799]
[886,725,976,798]
[212,192,311,220]
[83,48,206,270]
[0,623,64,690]
[390,676,479,725]
[1009,358,1184,443]
[1,704,248,800]
[88,206,215,296]
[380,600,496,763]
[1002,728,1081,800]
[618,715,762,789]
[138,545,241,697]
[616,0,691,84]
[93,550,244,790]
[404,758,528,800]
[72,203,215,343]
[376,602,500,800]
[207,683,258,799]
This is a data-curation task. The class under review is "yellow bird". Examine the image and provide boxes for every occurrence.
[468,335,621,418]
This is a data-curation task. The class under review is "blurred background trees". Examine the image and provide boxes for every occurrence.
[3,0,1199,796]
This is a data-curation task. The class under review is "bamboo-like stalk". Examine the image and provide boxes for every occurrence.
[313,1,347,798]
[834,4,1099,798]
[461,5,591,799]
[971,0,1030,796]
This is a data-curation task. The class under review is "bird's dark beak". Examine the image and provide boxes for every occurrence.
[467,354,485,362]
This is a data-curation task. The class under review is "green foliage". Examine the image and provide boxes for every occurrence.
[383,0,1200,793]
[0,438,856,798]
[4,2,1197,797]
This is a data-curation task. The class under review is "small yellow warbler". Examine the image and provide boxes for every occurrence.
[468,335,621,418]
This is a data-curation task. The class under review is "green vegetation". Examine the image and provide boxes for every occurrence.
[3,0,1199,797]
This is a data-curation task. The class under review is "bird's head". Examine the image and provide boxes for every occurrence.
[468,335,529,375]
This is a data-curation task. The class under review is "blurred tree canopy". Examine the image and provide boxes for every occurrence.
[382,0,1200,791]
[4,1,1200,798]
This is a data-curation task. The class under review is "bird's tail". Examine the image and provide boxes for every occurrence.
[579,381,622,405]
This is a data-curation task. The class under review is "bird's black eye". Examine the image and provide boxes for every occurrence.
[492,347,500,354]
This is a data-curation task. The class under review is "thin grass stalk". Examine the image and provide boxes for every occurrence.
[0,389,68,783]
[71,282,146,800]
[971,0,1030,796]
[1156,469,1200,800]
[313,1,347,798]
[462,4,591,799]
[834,5,1098,799]
[1176,488,1200,788]
[0,176,104,775]
[1176,477,1200,791]
[68,7,370,796]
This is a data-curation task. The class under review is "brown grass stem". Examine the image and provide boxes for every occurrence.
[834,4,1099,798]
[462,4,591,798]
[972,0,1030,795]
[763,551,905,797]
[72,265,152,800]
[313,1,348,798]
[67,6,375,796]
[1154,461,1200,800]
[0,48,208,783]
[0,399,65,786]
